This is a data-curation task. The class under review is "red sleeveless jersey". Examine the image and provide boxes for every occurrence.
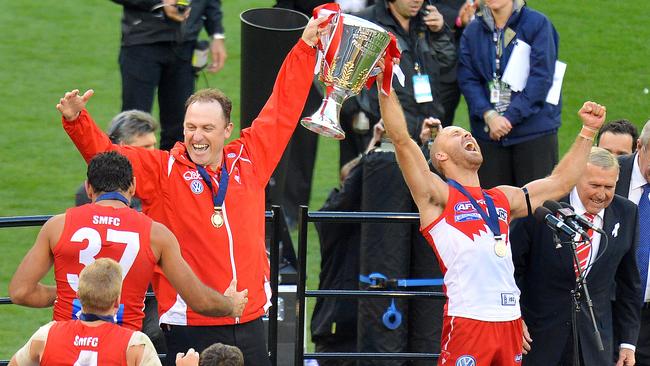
[41,320,134,366]
[52,204,156,330]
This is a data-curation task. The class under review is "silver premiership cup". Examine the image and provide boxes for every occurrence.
[301,14,391,140]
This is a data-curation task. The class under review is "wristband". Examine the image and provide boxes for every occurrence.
[212,33,226,40]
[579,133,595,142]
[581,125,598,133]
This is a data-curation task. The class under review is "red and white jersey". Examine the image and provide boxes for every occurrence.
[40,320,134,365]
[421,185,521,321]
[52,204,156,330]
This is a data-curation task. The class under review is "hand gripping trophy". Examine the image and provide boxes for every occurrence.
[301,3,401,140]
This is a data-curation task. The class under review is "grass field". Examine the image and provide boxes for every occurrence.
[0,0,649,360]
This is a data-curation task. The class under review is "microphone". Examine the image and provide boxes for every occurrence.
[559,202,602,234]
[534,206,580,237]
[543,200,590,240]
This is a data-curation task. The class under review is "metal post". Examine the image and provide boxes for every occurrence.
[294,205,309,365]
[268,206,281,366]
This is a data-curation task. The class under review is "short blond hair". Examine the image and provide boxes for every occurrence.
[78,258,122,314]
[589,146,619,170]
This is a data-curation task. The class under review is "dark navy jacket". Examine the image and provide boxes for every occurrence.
[458,3,560,146]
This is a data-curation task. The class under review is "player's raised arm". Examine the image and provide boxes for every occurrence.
[501,101,606,219]
[379,88,448,225]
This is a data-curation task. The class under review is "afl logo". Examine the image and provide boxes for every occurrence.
[227,152,236,158]
[454,201,480,222]
[190,180,204,194]
[456,356,476,366]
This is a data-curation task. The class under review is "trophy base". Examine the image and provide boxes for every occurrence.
[301,117,346,140]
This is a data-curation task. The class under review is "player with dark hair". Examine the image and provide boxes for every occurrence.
[10,152,247,331]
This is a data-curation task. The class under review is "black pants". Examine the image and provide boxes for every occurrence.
[314,336,357,366]
[162,318,270,366]
[477,133,558,189]
[636,307,650,366]
[119,42,195,151]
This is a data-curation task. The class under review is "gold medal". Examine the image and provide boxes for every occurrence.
[211,208,224,228]
[494,238,507,258]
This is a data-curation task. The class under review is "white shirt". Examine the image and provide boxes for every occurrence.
[569,188,603,276]
[627,153,647,205]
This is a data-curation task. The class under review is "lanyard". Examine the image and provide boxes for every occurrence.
[196,161,229,209]
[96,192,130,206]
[447,179,502,238]
[79,312,115,323]
[490,29,505,79]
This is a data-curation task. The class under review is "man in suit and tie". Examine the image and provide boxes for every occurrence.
[616,120,650,365]
[511,147,641,366]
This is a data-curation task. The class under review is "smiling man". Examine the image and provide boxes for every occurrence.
[56,16,326,366]
[378,60,606,363]
[511,147,641,366]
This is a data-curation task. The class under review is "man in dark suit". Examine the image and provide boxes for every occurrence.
[511,147,641,365]
[615,120,650,365]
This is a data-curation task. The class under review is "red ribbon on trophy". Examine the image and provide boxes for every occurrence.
[366,32,401,95]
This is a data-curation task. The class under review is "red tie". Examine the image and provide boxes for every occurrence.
[574,213,595,277]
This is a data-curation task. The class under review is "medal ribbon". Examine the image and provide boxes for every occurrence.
[79,312,115,323]
[196,160,229,210]
[96,192,130,206]
[447,179,502,238]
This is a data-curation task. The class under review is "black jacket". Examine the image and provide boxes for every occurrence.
[355,0,456,139]
[511,195,641,365]
[112,0,223,46]
[310,161,363,341]
[615,153,636,198]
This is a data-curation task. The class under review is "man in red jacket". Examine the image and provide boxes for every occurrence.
[56,16,326,365]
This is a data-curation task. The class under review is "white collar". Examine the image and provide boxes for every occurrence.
[569,187,604,222]
[631,153,647,191]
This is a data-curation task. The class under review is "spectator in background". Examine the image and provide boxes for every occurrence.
[9,258,161,366]
[511,147,640,366]
[112,0,226,150]
[356,0,456,141]
[431,0,477,127]
[615,119,650,365]
[458,0,560,188]
[75,110,158,209]
[597,119,638,157]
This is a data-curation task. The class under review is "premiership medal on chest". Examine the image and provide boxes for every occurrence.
[494,235,507,258]
[211,207,224,228]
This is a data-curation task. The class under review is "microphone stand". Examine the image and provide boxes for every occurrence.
[565,236,604,366]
